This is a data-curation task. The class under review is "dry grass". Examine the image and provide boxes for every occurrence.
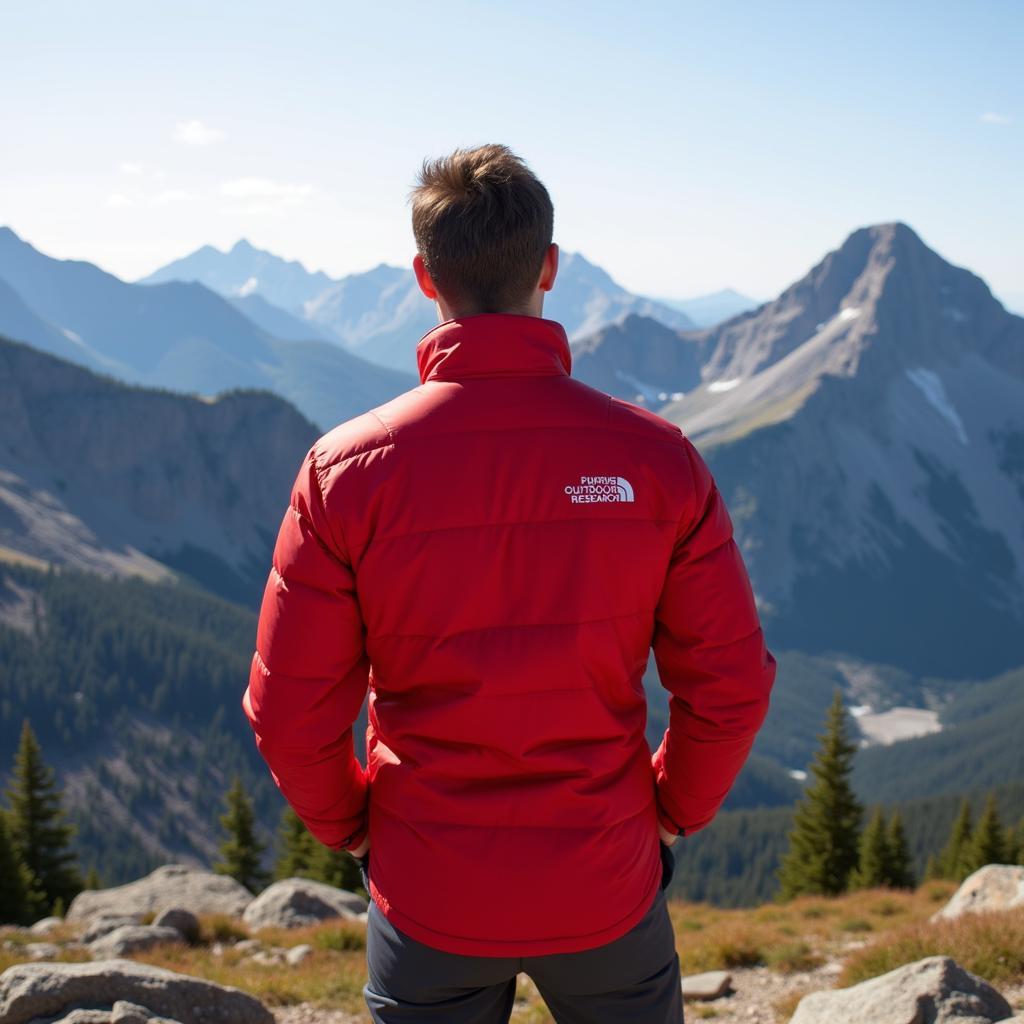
[840,906,1024,989]
[0,881,967,1020]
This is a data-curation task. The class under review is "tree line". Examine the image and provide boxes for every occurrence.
[777,691,1024,899]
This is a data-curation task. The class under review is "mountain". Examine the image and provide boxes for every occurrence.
[0,334,319,604]
[140,237,334,313]
[142,240,695,374]
[0,227,414,430]
[570,313,702,402]
[652,223,1024,678]
[658,288,761,327]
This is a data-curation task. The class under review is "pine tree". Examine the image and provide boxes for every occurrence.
[778,691,863,898]
[0,811,35,925]
[274,806,317,880]
[937,799,974,881]
[309,842,364,895]
[964,794,1006,874]
[5,720,81,915]
[924,854,942,881]
[1008,819,1024,864]
[851,809,890,889]
[884,812,916,889]
[83,865,102,890]
[214,776,268,893]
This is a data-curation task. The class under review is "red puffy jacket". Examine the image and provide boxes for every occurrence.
[243,313,775,956]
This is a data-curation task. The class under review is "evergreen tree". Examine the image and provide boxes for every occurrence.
[851,809,890,889]
[214,776,268,893]
[83,865,102,890]
[274,806,317,880]
[937,799,974,881]
[924,854,942,881]
[884,812,915,889]
[0,811,35,925]
[777,691,863,898]
[309,842,364,895]
[1008,818,1024,864]
[5,720,81,915]
[964,794,1006,874]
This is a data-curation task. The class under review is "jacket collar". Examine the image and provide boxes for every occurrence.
[416,313,572,384]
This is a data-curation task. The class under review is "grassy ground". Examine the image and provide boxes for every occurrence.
[5,879,1024,1024]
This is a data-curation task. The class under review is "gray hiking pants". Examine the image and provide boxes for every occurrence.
[362,881,684,1023]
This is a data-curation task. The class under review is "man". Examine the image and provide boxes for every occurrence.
[243,144,776,1023]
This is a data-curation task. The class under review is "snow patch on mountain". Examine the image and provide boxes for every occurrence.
[236,275,259,297]
[906,367,969,445]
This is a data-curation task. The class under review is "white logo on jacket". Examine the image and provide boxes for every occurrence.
[564,475,635,504]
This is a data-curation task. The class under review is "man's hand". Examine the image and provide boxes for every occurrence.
[658,823,679,847]
[348,835,370,859]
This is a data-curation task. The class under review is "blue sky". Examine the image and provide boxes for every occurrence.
[1,1,1021,306]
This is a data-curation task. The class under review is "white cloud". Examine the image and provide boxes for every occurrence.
[105,193,135,208]
[173,119,225,145]
[980,111,1011,125]
[118,161,144,175]
[220,177,313,202]
[153,189,195,205]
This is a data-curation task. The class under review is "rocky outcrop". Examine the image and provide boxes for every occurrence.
[789,956,1012,1024]
[67,865,252,922]
[151,908,200,944]
[0,958,274,1024]
[933,865,1024,921]
[88,925,183,959]
[81,915,144,944]
[241,877,366,930]
[29,916,63,935]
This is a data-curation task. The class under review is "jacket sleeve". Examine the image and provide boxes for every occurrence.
[650,438,776,837]
[242,447,370,851]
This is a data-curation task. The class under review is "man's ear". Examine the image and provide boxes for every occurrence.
[413,254,438,300]
[539,243,559,293]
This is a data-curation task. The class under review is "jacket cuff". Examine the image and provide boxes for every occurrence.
[333,819,369,852]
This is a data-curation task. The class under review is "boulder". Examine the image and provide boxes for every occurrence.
[67,865,252,922]
[29,916,63,935]
[0,958,274,1024]
[52,1011,111,1023]
[24,942,62,960]
[88,925,183,959]
[789,956,1012,1024]
[150,908,200,944]
[933,865,1024,921]
[241,878,366,930]
[681,970,731,1000]
[81,915,144,944]
[285,943,312,966]
[112,1000,181,1023]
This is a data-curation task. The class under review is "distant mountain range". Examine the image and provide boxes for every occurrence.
[0,334,318,604]
[0,227,412,431]
[657,287,760,327]
[140,240,698,373]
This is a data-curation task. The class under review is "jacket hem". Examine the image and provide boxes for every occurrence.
[369,867,662,958]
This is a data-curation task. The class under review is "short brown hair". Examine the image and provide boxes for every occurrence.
[410,144,554,314]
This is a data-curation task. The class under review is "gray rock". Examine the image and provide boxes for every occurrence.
[67,865,252,922]
[681,970,732,1000]
[285,943,312,966]
[88,925,183,959]
[933,865,1024,922]
[29,916,63,935]
[81,916,144,944]
[112,999,182,1023]
[24,941,62,960]
[0,957,274,1024]
[231,938,260,953]
[52,1011,111,1023]
[790,956,1013,1024]
[241,877,366,930]
[150,908,199,944]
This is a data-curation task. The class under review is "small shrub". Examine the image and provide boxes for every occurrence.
[313,924,366,952]
[766,941,823,973]
[839,918,873,933]
[800,904,827,919]
[840,907,1024,988]
[870,898,902,918]
[201,915,249,944]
